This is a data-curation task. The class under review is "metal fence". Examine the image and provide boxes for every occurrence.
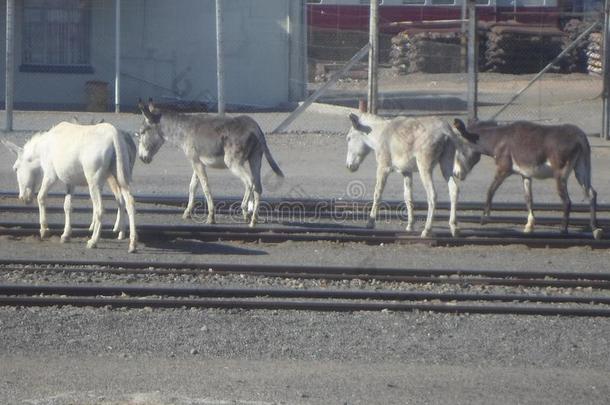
[2,0,609,137]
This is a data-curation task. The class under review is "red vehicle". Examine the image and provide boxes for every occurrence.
[307,0,561,34]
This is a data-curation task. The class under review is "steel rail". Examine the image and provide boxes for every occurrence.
[1,221,609,248]
[2,191,609,213]
[1,204,606,228]
[2,264,608,289]
[2,259,610,288]
[1,295,609,317]
[2,283,609,306]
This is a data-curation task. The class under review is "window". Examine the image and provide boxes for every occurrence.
[430,0,455,4]
[402,0,426,4]
[22,0,92,73]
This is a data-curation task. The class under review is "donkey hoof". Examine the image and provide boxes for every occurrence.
[117,231,126,240]
[420,229,433,238]
[88,224,95,232]
[86,240,97,249]
[593,228,603,240]
[405,224,413,232]
[128,244,137,253]
[523,226,534,234]
[366,219,376,229]
[480,216,489,226]
[450,227,460,238]
[182,210,192,219]
[40,229,51,239]
[248,220,258,228]
[206,217,216,225]
[60,234,70,243]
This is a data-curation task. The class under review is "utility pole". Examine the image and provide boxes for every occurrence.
[367,0,379,114]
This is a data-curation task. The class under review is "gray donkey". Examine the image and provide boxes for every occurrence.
[137,100,284,227]
[346,113,480,237]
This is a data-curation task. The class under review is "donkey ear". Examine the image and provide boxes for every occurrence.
[452,118,479,144]
[452,119,465,133]
[1,139,23,156]
[348,113,372,134]
[138,98,156,123]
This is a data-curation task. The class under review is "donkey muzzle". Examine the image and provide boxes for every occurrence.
[19,189,34,204]
[346,163,359,172]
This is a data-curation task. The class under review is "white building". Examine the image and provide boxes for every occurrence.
[0,0,307,111]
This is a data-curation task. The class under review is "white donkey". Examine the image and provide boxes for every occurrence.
[345,113,481,237]
[3,122,137,252]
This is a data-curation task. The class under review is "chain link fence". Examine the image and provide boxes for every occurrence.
[1,0,607,135]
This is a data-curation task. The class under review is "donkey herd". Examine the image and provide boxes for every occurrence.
[1,99,604,252]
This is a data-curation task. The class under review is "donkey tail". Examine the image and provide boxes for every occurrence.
[253,124,284,177]
[574,130,593,192]
[111,127,133,188]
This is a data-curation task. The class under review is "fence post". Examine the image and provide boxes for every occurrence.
[114,0,121,113]
[603,0,610,140]
[367,0,379,114]
[467,0,478,124]
[216,0,225,116]
[5,0,15,131]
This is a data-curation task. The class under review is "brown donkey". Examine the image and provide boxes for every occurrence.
[452,119,602,239]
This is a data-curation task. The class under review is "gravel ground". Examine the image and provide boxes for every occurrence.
[1,74,610,404]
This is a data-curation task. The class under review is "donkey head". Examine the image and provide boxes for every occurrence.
[345,113,373,172]
[136,98,165,164]
[3,138,41,204]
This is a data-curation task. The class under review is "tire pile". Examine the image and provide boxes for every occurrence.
[390,28,463,74]
[586,32,603,76]
[390,20,600,75]
[483,22,563,74]
[561,19,591,73]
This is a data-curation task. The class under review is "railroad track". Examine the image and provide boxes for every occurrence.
[2,191,610,213]
[1,220,608,248]
[2,203,608,228]
[1,259,609,317]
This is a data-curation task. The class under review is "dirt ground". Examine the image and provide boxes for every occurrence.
[1,73,609,404]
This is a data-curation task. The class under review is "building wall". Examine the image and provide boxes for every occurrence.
[1,0,306,111]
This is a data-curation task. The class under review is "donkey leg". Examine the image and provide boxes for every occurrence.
[61,185,74,243]
[555,176,571,235]
[417,164,437,238]
[121,187,138,253]
[107,175,126,239]
[228,161,258,227]
[447,176,460,237]
[439,146,460,237]
[37,176,55,239]
[522,177,535,233]
[482,170,511,225]
[403,173,414,232]
[245,151,263,223]
[573,160,602,239]
[587,187,603,240]
[86,181,104,249]
[192,162,215,224]
[241,184,253,222]
[367,167,390,229]
[183,171,198,219]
